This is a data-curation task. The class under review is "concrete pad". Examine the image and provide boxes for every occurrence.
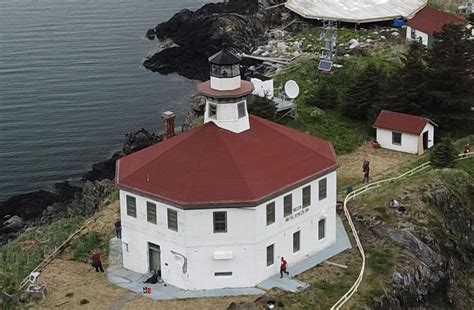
[107,216,352,299]
[257,216,352,292]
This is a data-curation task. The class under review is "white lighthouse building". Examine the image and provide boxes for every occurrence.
[116,48,340,291]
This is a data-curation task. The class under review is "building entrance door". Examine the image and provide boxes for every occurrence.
[423,131,429,151]
[148,243,161,272]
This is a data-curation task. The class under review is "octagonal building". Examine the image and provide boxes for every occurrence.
[116,48,339,291]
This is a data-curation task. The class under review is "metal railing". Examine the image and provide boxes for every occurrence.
[331,152,472,309]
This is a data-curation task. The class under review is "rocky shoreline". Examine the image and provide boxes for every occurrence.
[0,128,162,245]
[143,0,289,80]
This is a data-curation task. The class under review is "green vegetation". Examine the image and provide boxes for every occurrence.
[0,218,84,294]
[430,138,458,168]
[70,231,105,263]
[247,95,277,121]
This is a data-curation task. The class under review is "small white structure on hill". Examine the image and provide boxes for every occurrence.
[250,73,274,99]
[406,6,468,46]
[116,48,341,291]
[373,110,437,155]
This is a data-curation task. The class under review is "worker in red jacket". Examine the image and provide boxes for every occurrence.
[90,249,104,273]
[280,257,289,278]
[464,143,470,157]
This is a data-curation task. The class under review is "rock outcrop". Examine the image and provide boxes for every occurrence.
[367,174,474,309]
[143,0,288,80]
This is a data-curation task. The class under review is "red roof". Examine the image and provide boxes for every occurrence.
[117,116,338,209]
[373,110,433,135]
[406,6,467,35]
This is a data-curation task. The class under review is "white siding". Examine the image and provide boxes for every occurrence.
[376,128,419,154]
[406,26,430,46]
[203,99,250,134]
[421,123,435,150]
[119,171,338,290]
[210,76,240,91]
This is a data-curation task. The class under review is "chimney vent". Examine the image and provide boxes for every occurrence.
[162,111,176,140]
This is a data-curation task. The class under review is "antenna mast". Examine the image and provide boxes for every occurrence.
[319,19,338,72]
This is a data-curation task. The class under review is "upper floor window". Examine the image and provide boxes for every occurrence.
[146,202,157,224]
[167,208,178,232]
[266,202,275,226]
[319,178,327,201]
[392,132,402,145]
[238,102,246,119]
[302,185,311,208]
[284,194,292,217]
[208,104,217,118]
[126,195,136,218]
[213,211,227,233]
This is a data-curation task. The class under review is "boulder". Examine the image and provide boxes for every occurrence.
[391,31,400,37]
[0,190,61,220]
[276,42,289,50]
[1,215,25,233]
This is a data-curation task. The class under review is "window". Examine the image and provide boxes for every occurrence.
[319,178,327,201]
[318,219,326,240]
[214,272,233,277]
[208,104,217,118]
[126,195,136,218]
[213,211,227,233]
[293,231,300,253]
[146,202,157,224]
[237,102,246,119]
[284,194,292,217]
[302,185,311,207]
[266,202,275,226]
[266,244,274,266]
[167,208,178,231]
[392,132,402,145]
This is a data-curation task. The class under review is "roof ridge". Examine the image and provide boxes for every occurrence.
[219,129,258,199]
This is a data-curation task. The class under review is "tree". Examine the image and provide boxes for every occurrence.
[384,41,428,114]
[310,84,338,109]
[247,95,277,121]
[425,24,474,114]
[430,138,458,168]
[340,63,387,121]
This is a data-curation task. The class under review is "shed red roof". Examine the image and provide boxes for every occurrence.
[117,116,338,209]
[373,110,433,135]
[406,6,467,35]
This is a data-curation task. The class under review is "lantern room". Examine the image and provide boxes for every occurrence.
[209,48,241,91]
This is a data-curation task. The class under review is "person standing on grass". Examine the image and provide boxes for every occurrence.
[280,257,289,278]
[90,249,104,273]
[464,143,470,157]
[114,219,121,239]
[363,160,370,184]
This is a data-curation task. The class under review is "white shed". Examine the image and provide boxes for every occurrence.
[406,6,467,46]
[373,110,437,155]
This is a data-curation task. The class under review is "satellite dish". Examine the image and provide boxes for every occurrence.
[284,80,300,99]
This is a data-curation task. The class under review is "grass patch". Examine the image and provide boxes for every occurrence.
[0,217,84,294]
[281,109,369,155]
[70,231,105,263]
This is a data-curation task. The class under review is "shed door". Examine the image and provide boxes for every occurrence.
[423,131,428,151]
[148,243,161,272]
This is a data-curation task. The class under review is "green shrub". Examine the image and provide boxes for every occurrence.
[71,232,103,263]
[80,298,89,305]
[247,95,277,121]
[430,138,458,168]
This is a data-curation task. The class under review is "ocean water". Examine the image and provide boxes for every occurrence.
[0,0,213,201]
